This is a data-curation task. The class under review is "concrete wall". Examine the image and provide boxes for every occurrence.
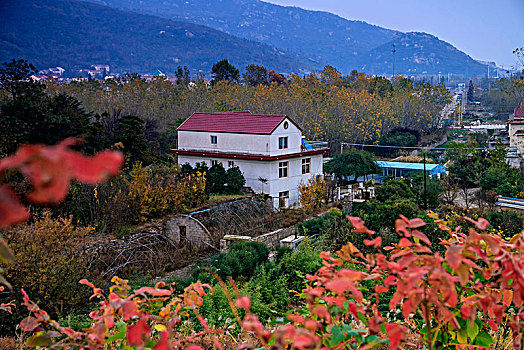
[220,225,297,252]
[164,215,215,250]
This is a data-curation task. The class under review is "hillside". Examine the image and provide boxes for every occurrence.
[0,0,315,75]
[360,32,488,75]
[86,0,488,75]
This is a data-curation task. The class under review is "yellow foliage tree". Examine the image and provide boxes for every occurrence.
[298,175,327,213]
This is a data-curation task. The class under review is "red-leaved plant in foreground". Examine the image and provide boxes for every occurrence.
[12,213,524,349]
[0,138,123,288]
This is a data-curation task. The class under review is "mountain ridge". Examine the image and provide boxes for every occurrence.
[87,0,488,75]
[0,0,317,75]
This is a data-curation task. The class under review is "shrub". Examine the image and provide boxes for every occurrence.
[192,241,269,283]
[375,178,414,203]
[488,210,523,237]
[1,212,100,334]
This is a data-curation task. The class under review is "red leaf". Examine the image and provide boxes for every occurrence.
[65,150,124,184]
[292,332,317,349]
[446,244,463,270]
[0,185,30,228]
[325,278,351,295]
[0,139,123,206]
[185,347,204,350]
[411,230,431,246]
[127,319,150,346]
[121,299,139,321]
[134,286,172,296]
[152,331,169,350]
[385,323,403,350]
[375,285,389,293]
[20,316,39,332]
[364,236,382,248]
[235,295,251,309]
[408,217,426,228]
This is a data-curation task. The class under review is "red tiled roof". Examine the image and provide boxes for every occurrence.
[515,103,524,119]
[177,111,300,134]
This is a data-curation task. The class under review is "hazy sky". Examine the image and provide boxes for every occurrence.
[265,0,523,69]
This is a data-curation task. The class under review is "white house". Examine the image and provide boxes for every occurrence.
[508,103,524,156]
[171,111,329,208]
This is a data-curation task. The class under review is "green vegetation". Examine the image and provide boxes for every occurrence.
[325,149,381,182]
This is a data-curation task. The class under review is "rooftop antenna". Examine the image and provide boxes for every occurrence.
[392,43,396,78]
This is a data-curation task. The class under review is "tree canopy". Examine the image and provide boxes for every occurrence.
[324,149,381,181]
[211,59,240,84]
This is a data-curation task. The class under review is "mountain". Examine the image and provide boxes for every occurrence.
[86,0,488,75]
[0,0,315,75]
[361,32,488,75]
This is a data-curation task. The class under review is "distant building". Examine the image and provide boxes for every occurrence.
[171,111,329,208]
[507,103,524,155]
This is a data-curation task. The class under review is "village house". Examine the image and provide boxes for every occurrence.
[171,111,329,208]
[508,103,524,157]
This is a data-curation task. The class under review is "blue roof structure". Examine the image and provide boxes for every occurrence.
[301,138,313,151]
[375,161,447,177]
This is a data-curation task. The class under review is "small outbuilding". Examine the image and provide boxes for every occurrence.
[375,161,447,179]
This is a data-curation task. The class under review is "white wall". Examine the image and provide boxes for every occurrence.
[268,119,302,155]
[177,118,302,156]
[509,124,524,155]
[178,153,324,208]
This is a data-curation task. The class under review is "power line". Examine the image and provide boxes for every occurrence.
[341,142,486,151]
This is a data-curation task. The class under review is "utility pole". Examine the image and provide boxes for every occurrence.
[392,43,396,78]
[423,152,427,210]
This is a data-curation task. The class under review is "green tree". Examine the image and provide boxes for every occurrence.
[211,59,240,84]
[225,166,245,194]
[244,64,268,86]
[175,66,190,87]
[324,149,381,182]
[0,59,39,102]
[116,115,147,164]
[206,162,227,194]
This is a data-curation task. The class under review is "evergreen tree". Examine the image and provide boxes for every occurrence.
[211,59,239,84]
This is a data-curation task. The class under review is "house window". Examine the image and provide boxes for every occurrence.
[228,161,235,168]
[278,137,288,149]
[279,161,288,178]
[179,225,187,244]
[279,191,289,208]
[302,158,311,174]
[211,135,217,144]
[212,160,221,166]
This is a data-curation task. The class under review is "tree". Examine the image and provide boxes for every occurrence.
[244,64,268,86]
[268,69,286,85]
[116,115,147,164]
[175,65,190,87]
[225,166,245,194]
[206,162,227,194]
[0,59,39,102]
[467,79,475,104]
[211,59,240,84]
[324,149,381,182]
